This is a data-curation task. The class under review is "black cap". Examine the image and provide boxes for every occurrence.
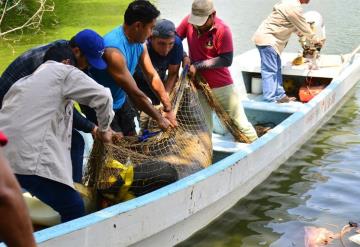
[152,19,176,38]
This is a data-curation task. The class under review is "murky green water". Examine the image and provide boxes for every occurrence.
[1,0,360,246]
[155,0,360,246]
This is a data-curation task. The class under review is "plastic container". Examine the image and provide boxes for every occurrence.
[251,77,262,94]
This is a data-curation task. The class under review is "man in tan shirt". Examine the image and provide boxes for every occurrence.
[253,0,321,103]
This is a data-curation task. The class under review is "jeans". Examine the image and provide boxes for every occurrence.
[16,175,85,222]
[257,45,286,102]
[71,129,85,183]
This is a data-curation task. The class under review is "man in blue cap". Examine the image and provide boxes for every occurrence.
[133,19,184,131]
[0,29,109,184]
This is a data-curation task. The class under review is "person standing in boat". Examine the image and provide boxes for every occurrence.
[0,29,109,184]
[133,19,184,131]
[86,0,177,136]
[0,45,114,222]
[252,0,323,103]
[176,0,258,142]
[0,132,36,247]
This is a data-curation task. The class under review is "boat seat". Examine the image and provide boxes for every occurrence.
[243,94,304,114]
[212,133,250,153]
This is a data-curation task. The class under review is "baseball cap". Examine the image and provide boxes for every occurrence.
[152,19,176,38]
[188,0,215,26]
[74,29,107,70]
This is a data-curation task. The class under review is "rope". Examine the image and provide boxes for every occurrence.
[195,76,251,143]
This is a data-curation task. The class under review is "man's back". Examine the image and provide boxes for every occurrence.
[0,61,113,187]
[252,0,314,54]
[0,40,67,106]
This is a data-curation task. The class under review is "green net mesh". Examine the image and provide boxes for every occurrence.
[83,77,212,199]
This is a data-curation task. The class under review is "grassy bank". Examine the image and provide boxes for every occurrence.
[0,0,132,72]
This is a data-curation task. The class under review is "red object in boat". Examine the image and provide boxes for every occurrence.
[299,85,326,103]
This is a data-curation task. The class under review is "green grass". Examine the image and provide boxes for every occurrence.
[0,0,132,72]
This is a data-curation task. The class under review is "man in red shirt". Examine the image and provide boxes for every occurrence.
[0,132,36,247]
[176,0,258,142]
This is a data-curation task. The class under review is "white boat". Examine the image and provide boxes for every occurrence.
[10,47,360,247]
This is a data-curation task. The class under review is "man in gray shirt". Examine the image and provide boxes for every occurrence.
[0,45,114,222]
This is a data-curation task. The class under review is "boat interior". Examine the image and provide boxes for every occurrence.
[212,49,344,154]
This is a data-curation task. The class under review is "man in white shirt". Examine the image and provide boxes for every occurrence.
[253,0,322,103]
[0,45,114,222]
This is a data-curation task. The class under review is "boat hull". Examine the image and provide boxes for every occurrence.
[25,53,360,247]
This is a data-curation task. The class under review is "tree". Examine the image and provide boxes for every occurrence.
[0,0,54,38]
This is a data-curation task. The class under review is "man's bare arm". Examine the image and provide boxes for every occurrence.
[165,64,181,93]
[138,46,177,126]
[0,148,36,247]
[104,48,171,129]
[139,45,172,111]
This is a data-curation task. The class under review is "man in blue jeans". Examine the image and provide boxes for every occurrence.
[252,0,321,103]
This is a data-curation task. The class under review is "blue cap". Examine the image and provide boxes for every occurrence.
[75,29,107,70]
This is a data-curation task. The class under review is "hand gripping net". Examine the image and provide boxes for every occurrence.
[83,72,212,201]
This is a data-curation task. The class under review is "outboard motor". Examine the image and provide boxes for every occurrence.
[300,10,326,58]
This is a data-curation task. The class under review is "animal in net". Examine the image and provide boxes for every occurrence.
[84,75,212,203]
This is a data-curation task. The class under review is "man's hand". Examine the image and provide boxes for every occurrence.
[156,116,171,130]
[91,125,98,138]
[314,37,325,48]
[111,130,124,143]
[163,109,178,127]
[95,128,113,144]
[182,56,191,68]
[189,64,197,81]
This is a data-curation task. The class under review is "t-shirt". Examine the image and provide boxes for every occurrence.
[176,15,233,88]
[133,35,183,105]
[90,26,144,110]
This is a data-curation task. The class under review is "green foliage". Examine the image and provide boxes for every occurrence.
[0,0,52,36]
[0,0,132,72]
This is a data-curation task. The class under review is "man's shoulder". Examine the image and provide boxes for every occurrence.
[276,0,302,12]
[213,17,232,36]
[6,40,67,69]
[173,36,183,50]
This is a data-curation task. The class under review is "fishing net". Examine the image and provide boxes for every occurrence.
[83,72,212,204]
